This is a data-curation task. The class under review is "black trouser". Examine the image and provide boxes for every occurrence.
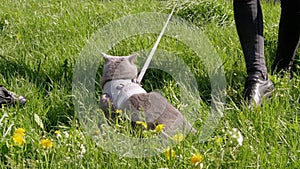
[233,0,300,77]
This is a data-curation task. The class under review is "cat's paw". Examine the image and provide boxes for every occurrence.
[99,93,116,119]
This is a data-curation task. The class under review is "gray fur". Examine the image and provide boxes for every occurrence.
[100,53,138,87]
[100,53,195,137]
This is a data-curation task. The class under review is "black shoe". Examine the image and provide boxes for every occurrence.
[0,85,27,107]
[243,75,274,107]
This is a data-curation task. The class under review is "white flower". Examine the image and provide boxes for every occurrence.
[79,144,86,159]
[200,163,204,169]
[229,128,243,146]
[63,131,69,138]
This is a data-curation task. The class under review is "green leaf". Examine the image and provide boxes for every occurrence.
[34,113,44,130]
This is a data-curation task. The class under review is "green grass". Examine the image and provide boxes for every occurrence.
[1,0,299,168]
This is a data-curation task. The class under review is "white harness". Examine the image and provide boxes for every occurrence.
[103,79,147,109]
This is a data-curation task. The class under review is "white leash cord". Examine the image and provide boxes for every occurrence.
[136,5,176,84]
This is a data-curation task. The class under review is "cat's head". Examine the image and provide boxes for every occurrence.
[101,52,138,87]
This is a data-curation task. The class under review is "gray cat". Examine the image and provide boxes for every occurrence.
[99,52,195,137]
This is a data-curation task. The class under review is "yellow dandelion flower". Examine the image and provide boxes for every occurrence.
[215,137,223,144]
[172,133,185,142]
[14,128,26,136]
[93,130,101,135]
[190,153,204,165]
[54,130,62,138]
[40,139,53,149]
[115,109,122,114]
[136,121,148,129]
[165,148,176,160]
[154,124,164,133]
[12,134,25,146]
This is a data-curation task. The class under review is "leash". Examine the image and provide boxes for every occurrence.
[136,5,176,84]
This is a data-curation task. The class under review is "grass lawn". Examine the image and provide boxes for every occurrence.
[0,0,299,168]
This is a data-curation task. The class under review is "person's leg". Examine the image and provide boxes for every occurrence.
[272,0,300,73]
[233,0,267,78]
[233,0,274,107]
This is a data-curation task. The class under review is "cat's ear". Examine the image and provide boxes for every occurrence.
[128,53,138,64]
[101,52,110,61]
